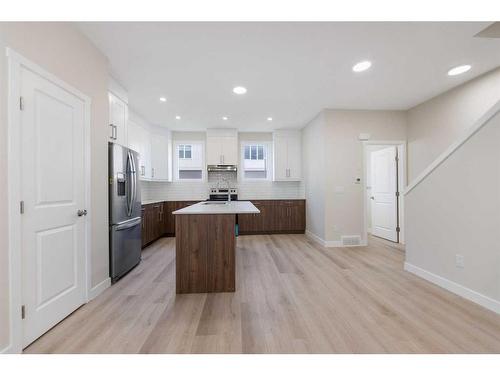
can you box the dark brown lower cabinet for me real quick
[175,214,235,293]
[238,199,305,234]
[142,201,200,247]
[142,199,305,247]
[141,203,162,247]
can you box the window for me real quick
[173,141,205,181]
[241,142,272,180]
[178,144,192,159]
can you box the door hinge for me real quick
[19,96,24,111]
[20,201,24,214]
[396,191,400,197]
[395,156,399,162]
[396,226,400,233]
[21,305,25,319]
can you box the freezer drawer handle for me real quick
[116,218,142,231]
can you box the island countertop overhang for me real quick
[172,200,260,215]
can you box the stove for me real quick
[208,187,238,201]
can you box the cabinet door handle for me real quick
[110,124,117,140]
[152,168,155,178]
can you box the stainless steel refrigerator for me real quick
[109,143,142,282]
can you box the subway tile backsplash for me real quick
[141,174,305,202]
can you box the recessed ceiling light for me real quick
[447,64,471,76]
[267,117,273,121]
[233,86,247,95]
[159,97,167,102]
[352,60,372,72]
[222,116,228,121]
[175,115,181,120]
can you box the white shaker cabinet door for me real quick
[220,136,238,165]
[128,120,151,180]
[286,134,302,181]
[273,135,288,180]
[108,92,128,147]
[151,134,170,181]
[206,136,222,165]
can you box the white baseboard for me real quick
[0,344,13,354]
[404,262,500,314]
[305,230,326,246]
[325,240,342,247]
[88,277,111,301]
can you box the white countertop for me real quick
[141,199,166,205]
[173,201,260,215]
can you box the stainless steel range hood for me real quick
[207,165,237,172]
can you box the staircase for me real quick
[403,101,500,314]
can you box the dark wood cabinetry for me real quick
[238,199,305,234]
[142,199,305,247]
[176,214,235,293]
[142,201,199,247]
[162,201,199,236]
[141,203,162,247]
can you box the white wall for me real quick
[301,113,326,241]
[323,110,407,243]
[405,109,500,312]
[407,67,500,181]
[0,23,109,351]
[301,110,407,245]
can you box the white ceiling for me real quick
[78,22,500,131]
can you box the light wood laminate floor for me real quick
[25,234,500,353]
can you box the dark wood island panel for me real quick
[175,214,235,294]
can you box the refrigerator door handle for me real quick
[126,150,133,217]
[130,151,137,207]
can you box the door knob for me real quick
[77,209,88,217]
[370,196,375,200]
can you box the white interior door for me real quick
[370,146,398,242]
[20,66,87,348]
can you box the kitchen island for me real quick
[172,201,259,294]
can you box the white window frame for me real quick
[178,144,192,160]
[173,140,206,182]
[240,141,273,181]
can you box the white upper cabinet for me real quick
[128,112,172,182]
[150,133,171,181]
[273,130,302,181]
[128,119,152,180]
[108,92,128,147]
[206,129,238,165]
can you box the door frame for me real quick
[5,48,92,353]
[362,140,406,245]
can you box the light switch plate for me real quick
[455,254,464,268]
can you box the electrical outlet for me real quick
[455,254,464,268]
